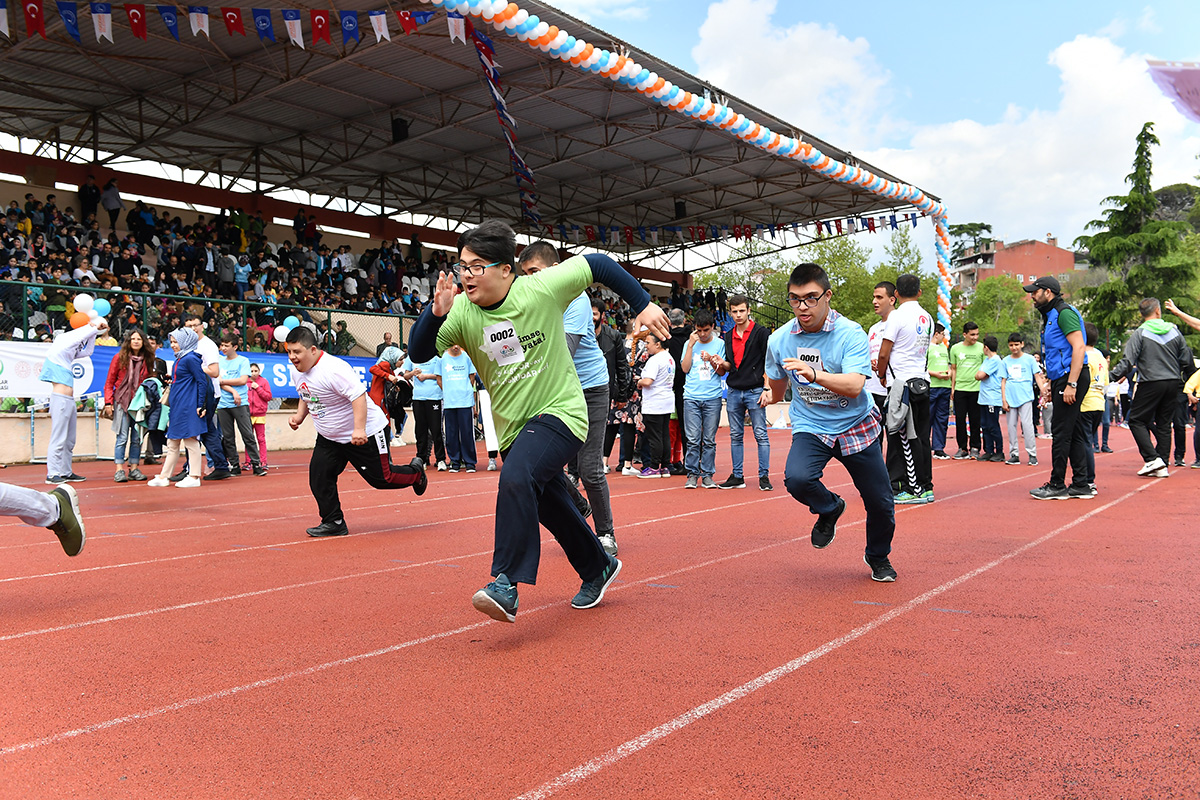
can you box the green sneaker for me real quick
[472,573,518,622]
[919,489,934,504]
[571,555,622,609]
[894,491,923,505]
[47,485,86,557]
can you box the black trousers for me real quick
[643,412,671,470]
[1128,379,1181,464]
[1049,365,1091,489]
[310,430,422,525]
[886,388,932,494]
[412,398,446,464]
[953,390,981,452]
[1172,390,1190,460]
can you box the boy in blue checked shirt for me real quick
[765,263,897,583]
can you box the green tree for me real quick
[947,222,993,260]
[964,275,1038,341]
[880,226,924,275]
[1076,122,1194,331]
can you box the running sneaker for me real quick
[894,491,924,505]
[114,469,129,483]
[1005,455,1020,465]
[127,468,148,481]
[969,449,980,460]
[1138,457,1166,476]
[436,461,447,472]
[1100,446,1113,454]
[1030,482,1070,500]
[1150,466,1170,478]
[919,489,935,503]
[253,466,269,476]
[952,451,971,460]
[717,474,746,489]
[759,476,774,491]
[932,450,950,460]
[864,554,897,582]
[1191,460,1200,469]
[1068,484,1096,499]
[47,484,85,557]
[1028,456,1039,466]
[410,457,428,496]
[472,573,518,622]
[488,458,498,471]
[571,555,622,609]
[622,466,639,476]
[465,466,477,474]
[62,473,87,483]
[1175,458,1187,468]
[700,476,718,489]
[44,475,65,485]
[637,467,662,479]
[811,496,845,549]
[598,533,618,557]
[306,520,349,537]
[684,476,698,489]
[448,463,460,473]
[176,476,202,488]
[147,476,170,487]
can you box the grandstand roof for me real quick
[0,1,937,257]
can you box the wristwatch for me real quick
[1066,381,1077,388]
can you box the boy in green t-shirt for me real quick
[926,323,952,458]
[948,321,985,459]
[408,220,669,623]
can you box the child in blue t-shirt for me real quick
[973,335,1006,460]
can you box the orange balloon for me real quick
[502,3,518,21]
[70,311,90,329]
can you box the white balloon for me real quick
[274,325,290,343]
[87,309,99,319]
[73,294,94,313]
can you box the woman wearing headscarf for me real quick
[147,327,211,489]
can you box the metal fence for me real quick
[0,279,417,357]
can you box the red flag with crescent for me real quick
[124,3,147,38]
[310,9,329,43]
[220,6,243,35]
[396,9,417,35]
[24,0,47,37]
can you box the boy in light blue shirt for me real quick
[441,345,478,472]
[681,308,727,488]
[216,333,264,474]
[402,353,446,469]
[973,335,1006,461]
[1001,333,1042,465]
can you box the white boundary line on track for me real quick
[0,472,1041,755]
[510,481,1155,800]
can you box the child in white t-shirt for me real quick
[636,333,676,478]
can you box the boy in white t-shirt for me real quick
[285,326,427,538]
[637,333,676,477]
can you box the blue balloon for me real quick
[284,315,301,330]
[92,298,111,317]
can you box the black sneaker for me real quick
[864,554,897,582]
[203,469,233,481]
[932,450,950,460]
[1028,456,1038,466]
[306,520,349,537]
[571,554,622,609]
[811,496,845,549]
[410,457,429,496]
[1100,446,1113,453]
[169,468,188,482]
[1191,460,1200,469]
[1068,484,1096,499]
[1029,482,1070,500]
[228,467,242,476]
[47,485,85,557]
[759,476,773,491]
[1005,455,1020,465]
[472,573,518,622]
[45,475,65,485]
[1175,458,1187,468]
[573,491,592,519]
[61,473,87,483]
[952,451,971,460]
[253,466,269,476]
[668,463,687,476]
[717,474,746,489]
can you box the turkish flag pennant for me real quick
[396,9,416,34]
[25,0,47,38]
[125,2,147,38]
[310,8,329,43]
[220,6,243,35]
[835,219,843,235]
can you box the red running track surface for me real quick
[0,427,1197,799]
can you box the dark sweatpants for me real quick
[310,429,422,525]
[492,414,608,586]
[953,389,981,452]
[1128,379,1181,464]
[1048,365,1092,490]
[412,398,446,465]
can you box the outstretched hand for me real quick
[636,304,670,341]
[431,271,458,317]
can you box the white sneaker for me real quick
[436,461,447,472]
[1150,467,1169,478]
[147,476,170,487]
[621,466,639,476]
[176,476,202,488]
[487,458,498,471]
[1138,457,1166,476]
[603,464,611,474]
[598,533,618,557]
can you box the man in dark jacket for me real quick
[717,294,772,490]
[1110,297,1194,477]
[666,307,692,474]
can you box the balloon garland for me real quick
[418,0,953,330]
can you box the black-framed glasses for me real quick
[451,260,502,277]
[787,290,828,309]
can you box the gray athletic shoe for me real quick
[700,476,718,489]
[684,475,698,489]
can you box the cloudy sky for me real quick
[551,0,1200,261]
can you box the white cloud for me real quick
[691,0,893,152]
[691,1,1200,270]
[1138,6,1161,33]
[548,0,648,22]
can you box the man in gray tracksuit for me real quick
[1109,297,1194,477]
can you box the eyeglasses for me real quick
[451,261,502,277]
[786,290,828,309]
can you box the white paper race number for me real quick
[792,346,823,385]
[481,320,525,366]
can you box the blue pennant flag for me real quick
[339,9,357,43]
[157,4,179,39]
[411,9,434,25]
[56,0,80,42]
[251,8,272,41]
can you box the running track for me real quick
[1,427,1197,798]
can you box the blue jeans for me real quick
[929,387,951,452]
[683,396,722,477]
[494,414,607,585]
[201,410,229,471]
[725,387,770,478]
[783,432,894,560]
[113,407,141,465]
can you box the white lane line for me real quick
[0,473,1038,753]
[510,482,1154,800]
